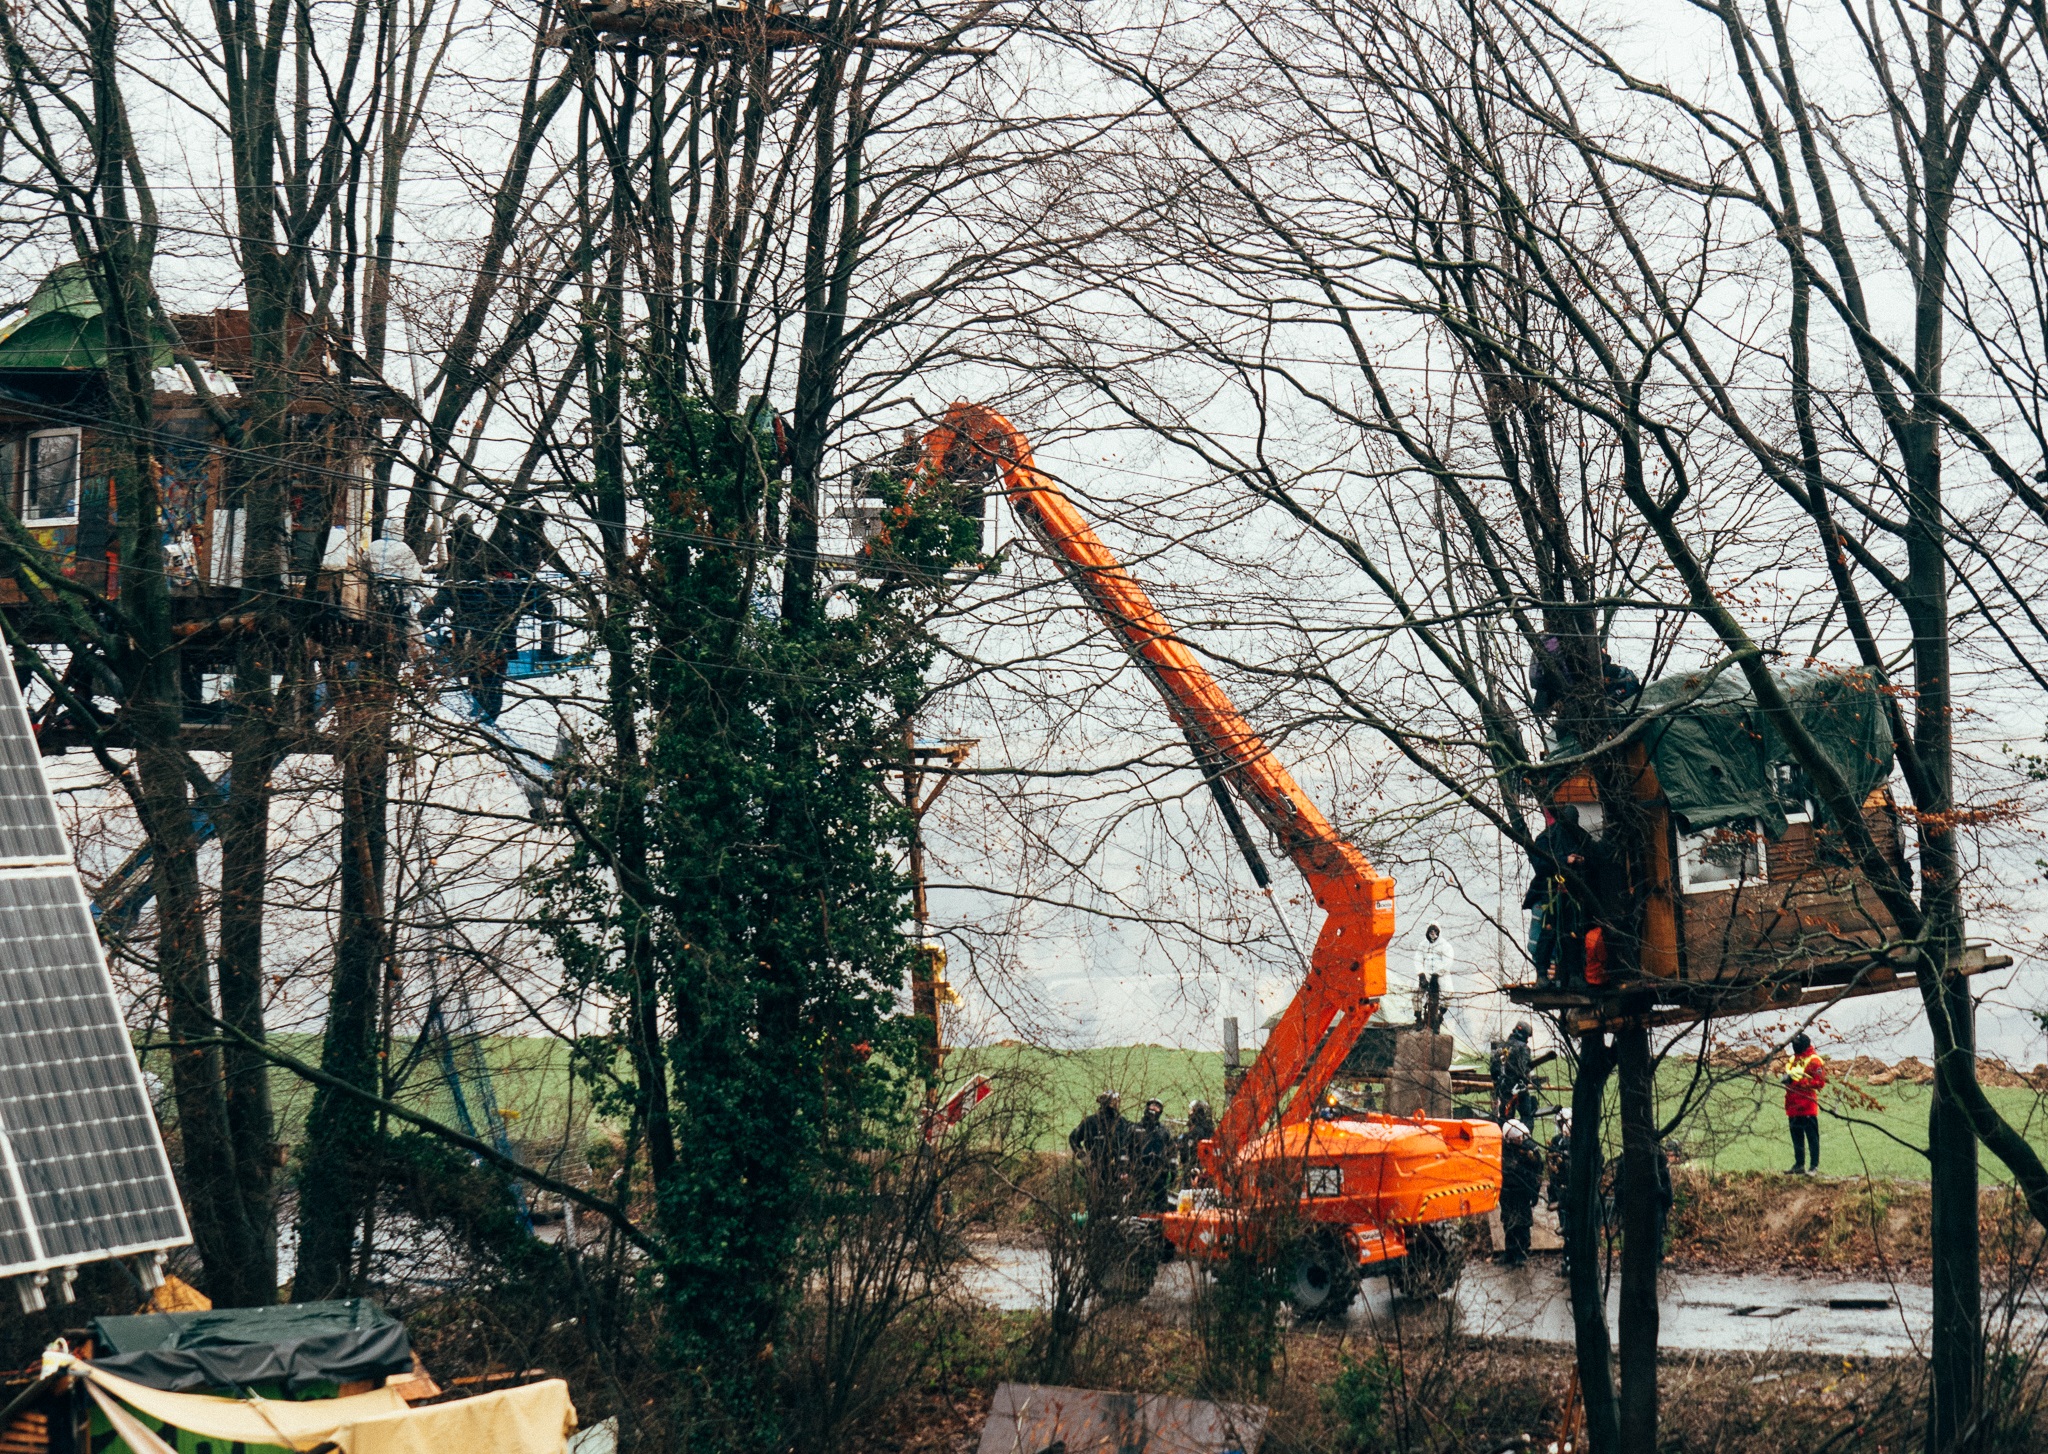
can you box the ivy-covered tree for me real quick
[540,394,982,1444]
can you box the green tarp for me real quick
[91,1299,412,1396]
[1629,665,1894,836]
[0,263,171,372]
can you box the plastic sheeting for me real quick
[67,1358,408,1448]
[91,1300,414,1394]
[332,1379,577,1454]
[61,1355,575,1454]
[1626,665,1893,835]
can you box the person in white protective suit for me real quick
[1412,921,1475,1051]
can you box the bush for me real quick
[1323,1348,1399,1453]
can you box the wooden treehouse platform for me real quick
[1506,942,2013,1035]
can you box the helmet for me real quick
[1512,1021,1532,1039]
[1504,1119,1530,1141]
[1556,1108,1573,1130]
[1790,1032,1812,1053]
[1188,1099,1210,1115]
[1096,1090,1122,1109]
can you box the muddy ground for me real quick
[1666,1170,2040,1278]
[879,1169,2048,1450]
[853,1308,2043,1453]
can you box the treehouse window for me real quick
[1677,820,1765,894]
[1770,761,1813,825]
[23,429,80,526]
[1305,1165,1343,1197]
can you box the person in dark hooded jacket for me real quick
[1526,806,1598,985]
[1069,1091,1134,1205]
[1497,1119,1546,1267]
[1178,1099,1215,1182]
[1491,1022,1538,1125]
[1546,1109,1576,1277]
[1132,1098,1174,1210]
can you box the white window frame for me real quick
[209,505,245,587]
[1677,819,1766,894]
[1305,1165,1343,1197]
[22,428,82,527]
[1769,762,1813,824]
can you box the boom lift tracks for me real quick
[924,405,1500,1315]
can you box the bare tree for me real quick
[976,0,2048,1445]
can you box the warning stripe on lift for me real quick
[1411,1182,1494,1218]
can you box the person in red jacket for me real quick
[1782,1032,1828,1174]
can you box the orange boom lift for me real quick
[924,404,1500,1313]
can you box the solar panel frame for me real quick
[0,662,192,1288]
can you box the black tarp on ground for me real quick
[90,1299,413,1395]
[1627,664,1894,835]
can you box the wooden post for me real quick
[899,729,973,1073]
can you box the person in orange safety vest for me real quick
[1782,1032,1828,1174]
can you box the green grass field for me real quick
[949,1043,2048,1182]
[152,1034,2045,1185]
[145,1031,601,1161]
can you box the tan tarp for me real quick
[56,1353,575,1454]
[84,1381,181,1454]
[68,1358,409,1447]
[333,1379,577,1454]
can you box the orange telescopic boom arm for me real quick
[923,403,1394,1166]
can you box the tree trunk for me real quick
[214,720,282,1304]
[75,51,259,1289]
[780,18,853,629]
[213,409,290,1304]
[1927,968,1982,1451]
[1565,1030,1619,1453]
[294,641,392,1298]
[139,729,243,1287]
[1904,299,1981,1451]
[1615,1022,1661,1447]
[579,111,678,1195]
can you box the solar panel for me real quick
[0,667,71,863]
[0,666,190,1310]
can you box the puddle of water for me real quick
[961,1243,2034,1359]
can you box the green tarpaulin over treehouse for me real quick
[0,263,173,372]
[1569,665,1894,837]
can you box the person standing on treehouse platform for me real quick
[1782,1032,1828,1174]
[1524,806,1596,988]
